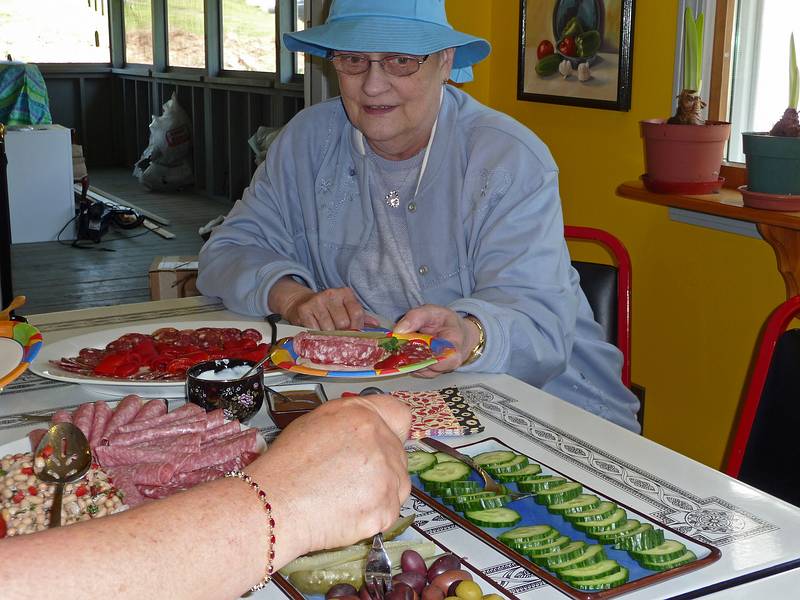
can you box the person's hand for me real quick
[269,277,378,330]
[249,395,411,562]
[394,305,481,378]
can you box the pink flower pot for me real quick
[640,119,731,190]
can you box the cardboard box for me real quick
[149,256,200,300]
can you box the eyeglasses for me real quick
[328,53,430,77]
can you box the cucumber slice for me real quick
[548,493,601,515]
[498,525,556,545]
[565,501,617,522]
[495,463,542,482]
[614,525,664,552]
[454,494,511,512]
[472,450,517,467]
[639,549,697,572]
[552,544,606,574]
[536,482,582,505]
[485,455,529,474]
[442,490,497,505]
[434,451,462,464]
[630,540,687,564]
[573,508,628,533]
[535,541,587,567]
[570,567,629,591]
[407,451,437,474]
[464,507,521,528]
[419,461,471,484]
[506,529,561,551]
[591,519,641,542]
[523,535,571,559]
[517,475,567,493]
[559,559,621,582]
[423,480,481,496]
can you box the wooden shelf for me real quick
[617,180,800,298]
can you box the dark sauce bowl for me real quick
[186,358,264,423]
[267,383,327,429]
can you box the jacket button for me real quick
[418,265,429,275]
[407,202,416,212]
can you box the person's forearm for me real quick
[268,276,314,317]
[0,461,303,599]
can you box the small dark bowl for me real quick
[266,383,327,429]
[186,359,264,423]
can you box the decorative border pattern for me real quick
[454,385,778,546]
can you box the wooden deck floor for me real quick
[10,168,232,315]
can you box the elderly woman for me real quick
[198,0,640,432]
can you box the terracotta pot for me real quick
[742,132,800,195]
[640,119,731,189]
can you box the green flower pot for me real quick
[742,132,800,195]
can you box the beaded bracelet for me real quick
[225,470,275,592]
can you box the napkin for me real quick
[393,387,484,439]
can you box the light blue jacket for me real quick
[198,86,641,432]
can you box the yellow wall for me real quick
[448,1,786,469]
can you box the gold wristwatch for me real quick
[462,314,486,365]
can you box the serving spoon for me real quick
[34,423,92,528]
[238,313,282,379]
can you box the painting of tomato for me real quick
[536,40,554,59]
[557,36,577,57]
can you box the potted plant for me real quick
[640,7,731,194]
[741,34,800,209]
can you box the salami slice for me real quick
[72,402,96,440]
[51,409,72,424]
[107,416,207,446]
[139,432,202,452]
[88,401,113,449]
[27,428,47,453]
[292,332,389,367]
[101,395,143,439]
[179,429,260,472]
[116,403,203,434]
[95,444,193,468]
[132,399,168,423]
[201,420,240,442]
[106,467,147,507]
[205,408,225,430]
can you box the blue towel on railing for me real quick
[0,62,52,126]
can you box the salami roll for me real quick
[116,403,203,434]
[140,432,202,452]
[292,331,389,367]
[205,409,225,430]
[27,428,47,453]
[88,401,113,449]
[179,428,259,472]
[72,402,96,440]
[201,420,240,442]
[51,409,72,424]
[107,417,207,446]
[96,444,193,468]
[101,395,143,439]
[132,399,167,423]
[106,467,147,507]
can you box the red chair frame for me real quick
[724,295,800,478]
[564,226,632,388]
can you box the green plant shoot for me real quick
[683,7,704,94]
[790,34,798,110]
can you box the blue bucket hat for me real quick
[283,0,491,83]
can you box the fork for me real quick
[421,437,534,501]
[364,532,393,600]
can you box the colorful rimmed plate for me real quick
[270,330,456,378]
[0,320,43,389]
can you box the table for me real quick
[2,296,800,598]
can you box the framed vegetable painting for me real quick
[518,0,635,111]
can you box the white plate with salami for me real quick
[270,329,456,379]
[30,320,306,397]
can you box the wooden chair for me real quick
[724,295,800,506]
[565,226,643,426]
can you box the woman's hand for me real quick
[394,305,481,378]
[249,394,412,561]
[269,277,378,330]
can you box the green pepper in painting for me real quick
[576,30,601,58]
[561,16,583,39]
[535,53,561,77]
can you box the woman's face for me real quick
[336,49,455,161]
